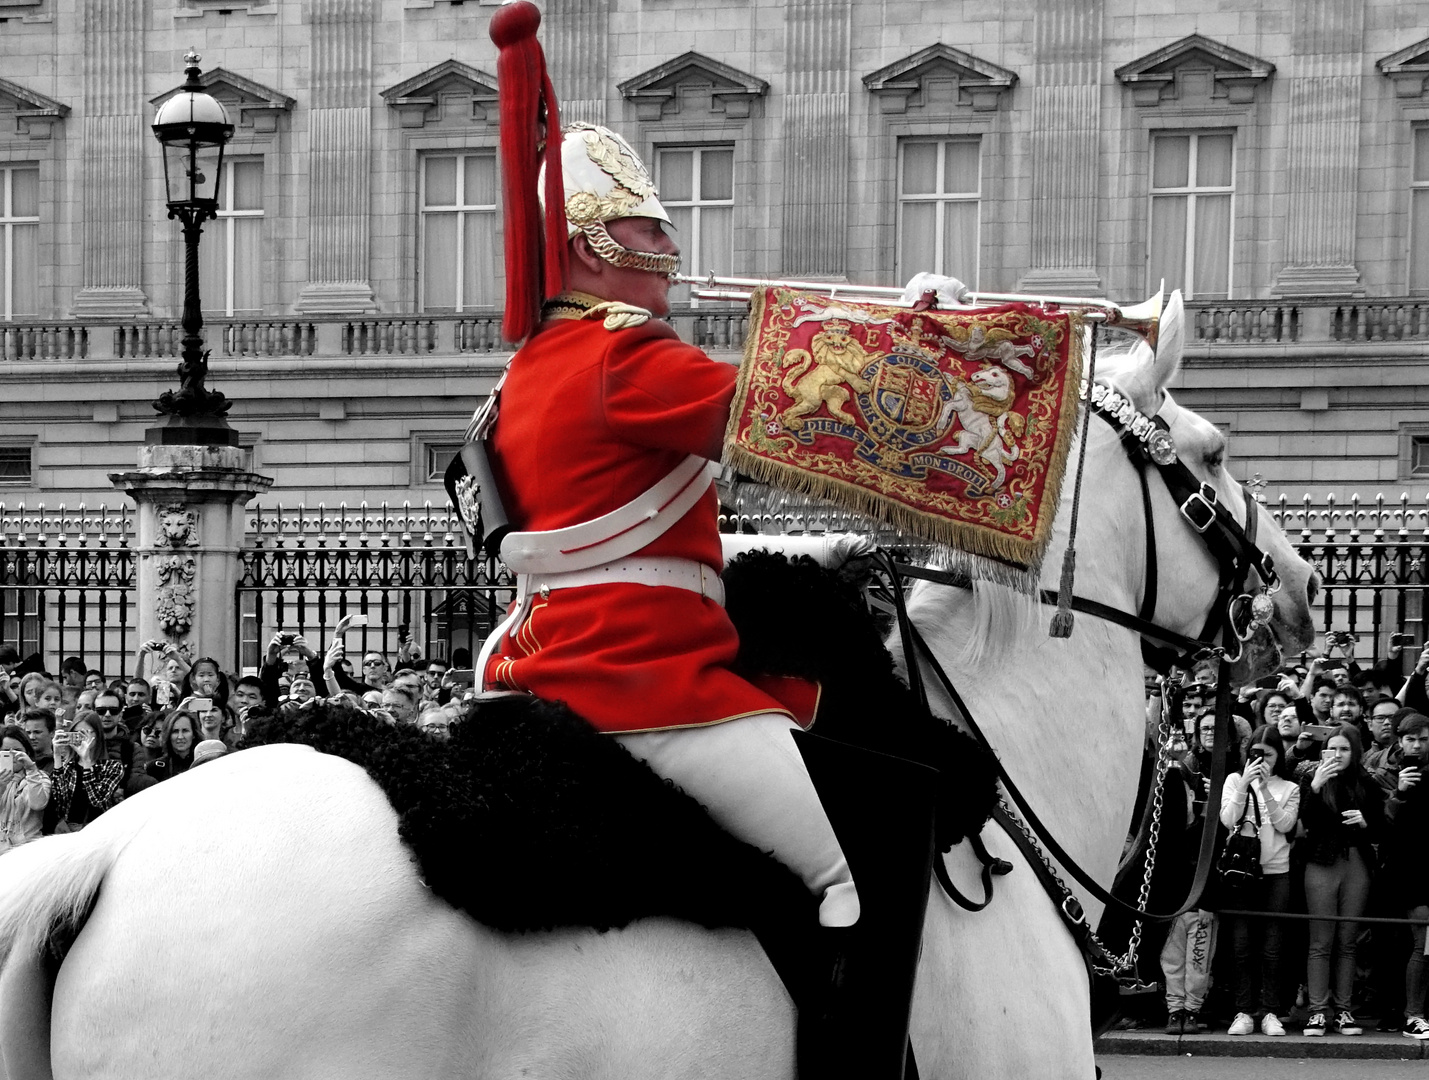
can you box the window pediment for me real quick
[618,52,768,121]
[862,44,1016,114]
[1379,39,1429,100]
[150,69,294,134]
[0,76,68,140]
[1115,35,1274,108]
[381,60,500,128]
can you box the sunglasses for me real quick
[94,706,122,716]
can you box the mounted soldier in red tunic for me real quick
[442,5,936,1077]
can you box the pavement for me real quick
[1097,1027,1429,1060]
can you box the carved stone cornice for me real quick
[862,44,1016,115]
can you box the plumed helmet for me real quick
[544,123,672,237]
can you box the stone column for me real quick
[779,0,852,278]
[1019,0,1103,295]
[1271,0,1366,297]
[109,446,273,673]
[72,0,148,317]
[546,0,610,127]
[297,0,377,314]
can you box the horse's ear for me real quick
[1149,289,1184,393]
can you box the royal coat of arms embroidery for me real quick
[724,288,1087,572]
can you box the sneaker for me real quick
[1403,1017,1429,1040]
[1227,1012,1255,1035]
[1336,1011,1362,1036]
[1261,1013,1286,1036]
[1164,1010,1184,1035]
[1304,1012,1327,1037]
[1183,1011,1207,1033]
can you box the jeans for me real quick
[1230,871,1291,1015]
[1305,849,1371,1013]
[1406,906,1429,1020]
[1161,909,1219,1013]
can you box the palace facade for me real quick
[2,0,1428,514]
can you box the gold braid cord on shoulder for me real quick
[543,291,652,331]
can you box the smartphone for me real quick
[444,668,475,686]
[51,731,69,747]
[0,751,13,773]
[347,614,370,628]
[190,697,213,714]
[1248,749,1265,764]
[1304,725,1337,740]
[1321,749,1337,763]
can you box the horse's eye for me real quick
[1205,449,1224,470]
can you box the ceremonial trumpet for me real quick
[670,273,1165,350]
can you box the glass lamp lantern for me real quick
[152,51,234,216]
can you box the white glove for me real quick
[900,272,969,307]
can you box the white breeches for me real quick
[616,712,860,927]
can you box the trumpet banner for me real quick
[724,288,1086,574]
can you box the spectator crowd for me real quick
[1150,647,1429,1041]
[0,619,475,844]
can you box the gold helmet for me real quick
[543,123,679,276]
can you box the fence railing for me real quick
[0,503,136,676]
[3,492,1429,676]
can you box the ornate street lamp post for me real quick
[149,51,237,446]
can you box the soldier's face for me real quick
[594,217,680,317]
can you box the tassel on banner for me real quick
[1049,325,1100,639]
[490,1,568,344]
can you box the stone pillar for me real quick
[72,0,148,317]
[780,0,852,278]
[1019,0,1103,295]
[1271,0,1366,297]
[109,446,273,673]
[297,0,377,314]
[546,0,610,127]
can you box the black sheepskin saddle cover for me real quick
[241,551,998,934]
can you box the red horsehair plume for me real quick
[489,1,568,343]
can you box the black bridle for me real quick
[886,379,1288,950]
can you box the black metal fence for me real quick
[0,505,136,677]
[235,503,516,672]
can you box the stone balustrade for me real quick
[7,298,1429,363]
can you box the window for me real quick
[200,157,264,316]
[0,445,30,485]
[1414,435,1429,477]
[657,146,734,305]
[1148,131,1233,300]
[896,138,980,289]
[1,588,40,666]
[419,152,500,312]
[1,165,38,320]
[1411,128,1429,294]
[425,442,461,482]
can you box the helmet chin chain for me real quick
[581,221,681,276]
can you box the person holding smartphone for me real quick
[1298,725,1385,1036]
[1219,725,1301,1036]
[1379,713,1429,1038]
[48,712,124,834]
[0,724,50,853]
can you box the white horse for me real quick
[0,298,1316,1080]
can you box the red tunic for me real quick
[485,312,798,734]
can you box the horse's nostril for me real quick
[1306,574,1320,606]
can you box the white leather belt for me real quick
[530,557,725,606]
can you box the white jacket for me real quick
[0,768,51,853]
[1220,774,1300,876]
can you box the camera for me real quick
[278,631,297,646]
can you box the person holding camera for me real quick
[1377,713,1429,1038]
[1298,725,1385,1036]
[1219,725,1301,1036]
[48,712,125,834]
[0,725,50,853]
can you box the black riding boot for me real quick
[790,730,941,1080]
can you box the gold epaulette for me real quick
[543,291,652,331]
